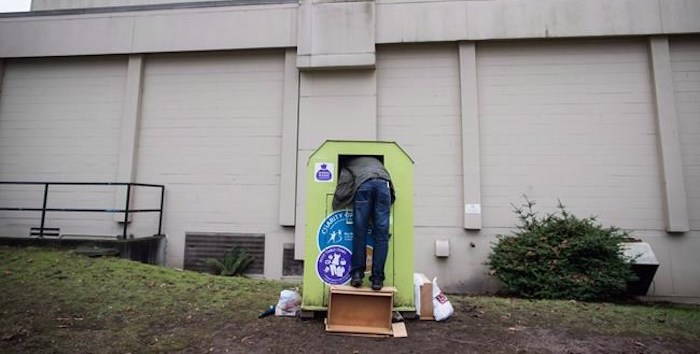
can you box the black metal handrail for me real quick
[0,182,165,239]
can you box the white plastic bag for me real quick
[413,273,423,315]
[432,277,454,321]
[275,289,301,317]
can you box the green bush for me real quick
[206,246,253,277]
[488,198,636,301]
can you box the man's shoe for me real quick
[350,273,362,288]
[371,279,383,291]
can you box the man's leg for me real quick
[351,181,373,286]
[370,179,392,290]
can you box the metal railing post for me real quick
[39,183,49,239]
[123,184,131,239]
[158,186,165,236]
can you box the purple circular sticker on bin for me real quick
[316,245,352,285]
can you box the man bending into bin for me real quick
[333,156,396,291]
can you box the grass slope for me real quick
[0,246,288,353]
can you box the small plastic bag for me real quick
[275,289,301,317]
[432,278,454,321]
[413,273,423,315]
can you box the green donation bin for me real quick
[301,140,415,312]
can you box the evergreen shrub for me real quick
[488,198,636,301]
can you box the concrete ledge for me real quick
[4,0,297,18]
[2,0,699,58]
[376,0,700,44]
[0,3,297,58]
[297,53,376,70]
[297,0,375,70]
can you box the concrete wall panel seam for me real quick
[648,36,690,232]
[114,54,145,222]
[669,37,700,231]
[279,49,299,226]
[458,41,482,230]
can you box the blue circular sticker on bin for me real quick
[316,245,352,285]
[316,210,378,251]
[317,210,354,251]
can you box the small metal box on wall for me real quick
[302,140,415,312]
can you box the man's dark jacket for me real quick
[332,156,396,210]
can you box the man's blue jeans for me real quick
[351,178,391,282]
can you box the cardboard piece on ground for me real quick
[324,320,407,338]
[392,322,408,338]
[326,285,396,336]
[415,273,434,320]
[324,319,391,338]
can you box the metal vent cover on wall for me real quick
[184,232,265,275]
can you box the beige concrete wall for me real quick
[0,56,127,237]
[373,39,699,296]
[671,37,700,231]
[375,43,495,291]
[294,69,377,258]
[132,50,293,276]
[0,0,698,297]
[641,230,700,297]
[473,38,699,296]
[377,44,462,228]
[478,39,663,230]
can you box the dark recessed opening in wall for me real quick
[338,155,385,171]
[282,243,303,276]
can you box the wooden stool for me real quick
[326,285,396,336]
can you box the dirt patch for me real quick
[185,305,699,354]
